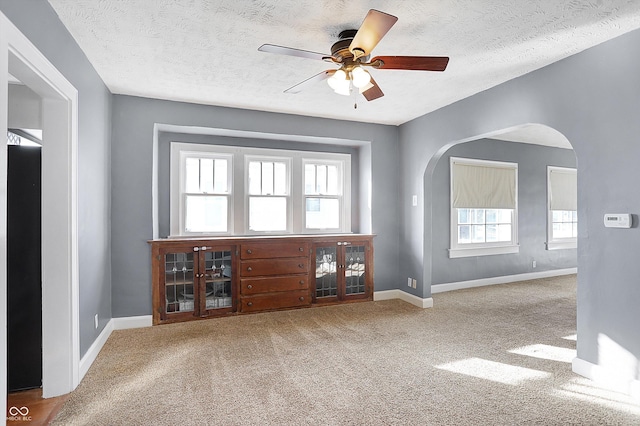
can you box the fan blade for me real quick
[349,9,398,59]
[361,77,384,101]
[284,70,336,94]
[370,56,449,71]
[258,44,329,61]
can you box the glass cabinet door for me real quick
[315,246,338,301]
[344,245,366,296]
[163,251,196,315]
[202,248,233,312]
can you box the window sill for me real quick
[546,241,577,250]
[449,245,519,259]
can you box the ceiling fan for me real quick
[258,9,449,104]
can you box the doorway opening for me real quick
[1,12,80,409]
[7,128,42,392]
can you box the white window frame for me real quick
[170,144,234,237]
[547,166,577,250]
[244,154,292,235]
[170,142,351,236]
[449,157,519,258]
[302,156,350,233]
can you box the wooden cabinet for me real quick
[313,237,373,304]
[151,241,236,325]
[238,241,311,313]
[150,235,373,324]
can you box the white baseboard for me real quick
[79,320,113,381]
[431,268,577,294]
[112,315,153,330]
[572,357,640,402]
[374,289,433,309]
[78,315,153,381]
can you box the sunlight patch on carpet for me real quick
[509,344,576,363]
[435,357,551,385]
[552,378,640,415]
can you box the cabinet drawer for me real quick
[241,275,308,295]
[240,290,310,313]
[240,257,309,277]
[241,242,309,259]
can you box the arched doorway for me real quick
[422,123,577,294]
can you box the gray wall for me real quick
[431,139,576,285]
[111,95,400,317]
[399,28,640,372]
[0,1,113,357]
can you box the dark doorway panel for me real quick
[7,145,42,392]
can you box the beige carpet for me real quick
[53,275,640,425]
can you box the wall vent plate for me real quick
[603,213,631,228]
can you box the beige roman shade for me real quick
[452,160,517,209]
[549,167,577,211]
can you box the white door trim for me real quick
[1,11,79,406]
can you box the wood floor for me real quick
[7,388,69,426]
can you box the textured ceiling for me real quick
[47,0,640,126]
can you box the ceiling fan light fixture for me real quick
[351,66,371,88]
[327,69,347,90]
[333,80,351,96]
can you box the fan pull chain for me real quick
[353,85,358,109]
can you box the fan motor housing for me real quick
[331,29,368,63]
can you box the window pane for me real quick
[456,208,512,245]
[248,161,261,195]
[262,162,274,195]
[458,209,469,224]
[185,158,200,193]
[200,158,214,193]
[572,211,578,222]
[185,196,227,233]
[471,225,485,243]
[213,158,228,193]
[327,165,338,195]
[572,223,577,237]
[486,224,498,242]
[306,198,339,229]
[553,223,571,239]
[249,197,287,231]
[486,209,498,224]
[471,209,485,224]
[458,225,470,243]
[316,165,327,194]
[497,209,512,223]
[497,224,512,242]
[304,164,315,194]
[274,162,287,195]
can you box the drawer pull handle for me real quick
[299,296,305,301]
[247,284,253,289]
[247,267,253,272]
[298,263,304,268]
[247,302,253,307]
[299,280,304,285]
[299,247,304,252]
[247,249,252,254]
